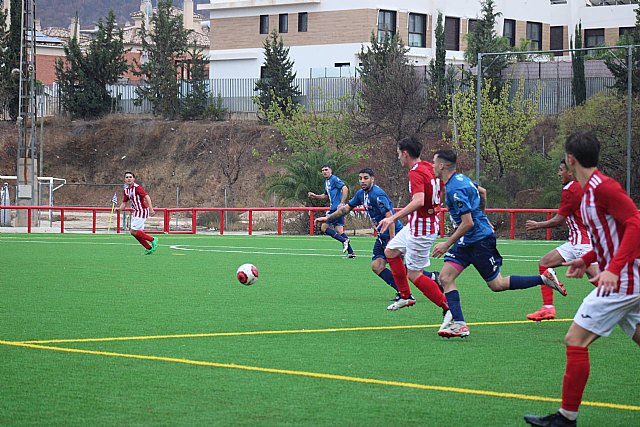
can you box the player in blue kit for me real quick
[431,149,568,338]
[308,164,355,257]
[315,168,441,299]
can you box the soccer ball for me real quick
[236,263,259,286]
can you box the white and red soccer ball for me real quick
[236,263,259,286]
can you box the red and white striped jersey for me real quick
[558,180,590,245]
[123,183,150,218]
[581,170,640,296]
[407,161,440,236]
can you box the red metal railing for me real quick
[1,205,559,239]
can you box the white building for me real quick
[198,0,637,79]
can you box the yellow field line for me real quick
[19,319,574,344]
[0,339,637,412]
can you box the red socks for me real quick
[386,257,448,310]
[134,230,153,249]
[539,266,554,305]
[387,257,411,298]
[562,346,590,412]
[412,274,449,310]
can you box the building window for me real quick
[298,12,308,32]
[468,19,478,35]
[408,13,426,48]
[584,28,604,48]
[444,17,460,50]
[550,26,564,56]
[335,62,350,67]
[503,19,515,47]
[526,21,542,50]
[279,13,288,33]
[377,10,396,41]
[259,15,269,34]
[619,27,634,39]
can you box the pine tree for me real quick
[571,22,587,106]
[179,48,210,120]
[464,0,510,87]
[604,0,640,96]
[428,12,453,116]
[356,31,435,142]
[54,10,129,118]
[134,0,190,119]
[254,30,300,119]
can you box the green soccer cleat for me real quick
[151,237,158,253]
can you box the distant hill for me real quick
[37,0,210,29]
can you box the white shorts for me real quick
[556,242,593,262]
[385,226,436,271]
[574,289,640,338]
[130,216,147,231]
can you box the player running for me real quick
[378,137,449,317]
[524,131,640,427]
[431,149,567,338]
[308,164,355,258]
[524,159,598,321]
[118,171,158,255]
[315,168,442,301]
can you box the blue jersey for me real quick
[324,175,346,211]
[445,173,493,245]
[348,185,402,239]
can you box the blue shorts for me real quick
[372,235,390,261]
[443,234,503,282]
[326,210,345,227]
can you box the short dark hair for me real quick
[434,149,457,165]
[359,168,375,177]
[565,131,600,168]
[397,136,422,158]
[321,164,332,170]
[124,171,135,178]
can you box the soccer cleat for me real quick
[439,309,453,333]
[438,321,470,338]
[541,268,567,297]
[524,412,576,427]
[526,306,556,322]
[347,253,356,259]
[392,292,415,302]
[342,238,350,254]
[387,295,416,311]
[144,248,153,255]
[151,237,158,253]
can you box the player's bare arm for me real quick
[478,186,487,211]
[378,192,424,233]
[307,192,328,200]
[339,186,349,207]
[384,211,396,239]
[145,195,155,216]
[432,212,474,258]
[563,257,587,278]
[525,214,566,231]
[315,204,352,225]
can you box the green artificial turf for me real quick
[0,234,638,426]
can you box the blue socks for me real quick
[445,290,464,322]
[378,268,398,291]
[509,275,543,290]
[324,228,346,242]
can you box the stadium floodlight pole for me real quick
[476,52,482,184]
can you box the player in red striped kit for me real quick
[524,131,640,427]
[118,171,158,255]
[524,159,598,321]
[378,136,449,319]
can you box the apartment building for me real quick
[199,0,637,79]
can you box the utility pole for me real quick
[15,0,40,226]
